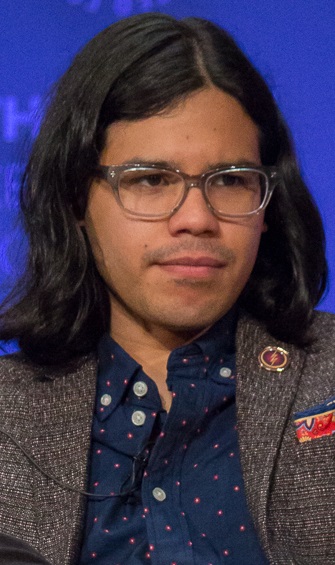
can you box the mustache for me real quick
[142,241,236,265]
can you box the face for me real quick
[84,87,266,344]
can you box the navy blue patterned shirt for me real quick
[80,312,268,564]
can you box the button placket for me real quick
[152,487,166,502]
[219,367,232,378]
[132,410,146,426]
[133,381,148,398]
[100,393,112,406]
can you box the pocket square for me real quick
[294,396,335,442]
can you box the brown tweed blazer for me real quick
[0,311,334,565]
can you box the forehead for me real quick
[100,87,261,170]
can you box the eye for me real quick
[212,173,246,186]
[121,169,181,191]
[210,170,261,192]
[136,174,169,187]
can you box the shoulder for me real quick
[0,353,44,389]
[0,351,97,435]
[237,309,335,349]
[300,311,335,389]
[309,309,335,345]
[0,351,97,392]
[0,351,41,370]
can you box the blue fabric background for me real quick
[0,0,334,355]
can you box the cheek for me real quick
[85,211,147,290]
[224,219,265,270]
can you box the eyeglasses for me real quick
[95,163,279,220]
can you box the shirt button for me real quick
[152,487,166,501]
[100,393,112,406]
[133,381,148,398]
[131,410,146,426]
[219,367,232,378]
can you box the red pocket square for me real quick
[294,396,335,442]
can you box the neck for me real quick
[109,300,209,411]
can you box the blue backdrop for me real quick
[0,0,334,354]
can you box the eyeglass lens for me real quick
[117,168,267,217]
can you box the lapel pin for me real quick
[258,346,290,372]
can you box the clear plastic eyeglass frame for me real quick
[95,163,280,220]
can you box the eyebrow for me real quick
[115,158,262,170]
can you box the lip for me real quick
[156,255,226,278]
[159,256,225,267]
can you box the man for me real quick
[0,12,333,565]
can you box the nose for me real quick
[168,185,220,236]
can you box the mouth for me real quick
[156,255,226,278]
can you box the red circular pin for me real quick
[258,346,289,372]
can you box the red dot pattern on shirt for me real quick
[87,422,246,562]
[83,337,263,563]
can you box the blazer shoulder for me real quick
[0,351,97,389]
[302,311,335,388]
[310,310,335,343]
[0,352,43,384]
[237,309,335,349]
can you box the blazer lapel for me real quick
[27,355,98,564]
[235,313,306,558]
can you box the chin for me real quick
[155,308,229,334]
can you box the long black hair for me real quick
[0,13,327,365]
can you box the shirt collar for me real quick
[97,307,237,417]
[166,307,237,375]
